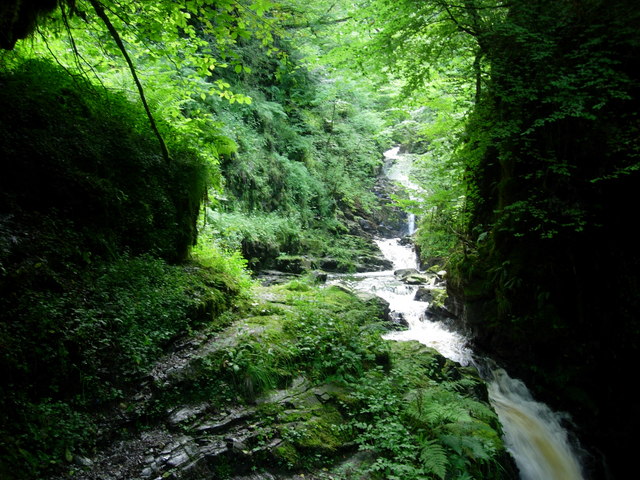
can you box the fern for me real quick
[440,377,480,394]
[440,432,494,462]
[464,400,497,423]
[442,421,500,457]
[419,438,448,480]
[406,388,474,428]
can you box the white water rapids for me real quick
[330,147,586,480]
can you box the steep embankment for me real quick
[0,59,248,479]
[448,2,640,477]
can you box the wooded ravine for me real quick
[1,1,638,479]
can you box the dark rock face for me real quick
[0,0,61,50]
[318,257,341,272]
[274,256,316,274]
[388,311,409,330]
[356,254,393,272]
[354,291,391,323]
[414,287,434,303]
[368,178,410,239]
[256,270,300,286]
[62,377,357,480]
[309,270,328,284]
[394,268,419,278]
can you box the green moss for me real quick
[293,409,349,451]
[0,59,209,264]
[283,279,312,291]
[430,288,448,310]
[273,442,300,468]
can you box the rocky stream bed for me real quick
[51,256,505,480]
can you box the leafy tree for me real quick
[4,0,276,164]
[448,1,640,476]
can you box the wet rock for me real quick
[319,257,341,272]
[353,291,391,321]
[388,311,409,330]
[425,302,456,322]
[311,383,347,405]
[357,217,376,232]
[316,391,332,403]
[231,473,278,480]
[356,254,393,272]
[225,437,248,452]
[399,235,413,246]
[394,268,419,278]
[394,268,436,285]
[274,256,316,274]
[195,408,255,434]
[73,455,94,468]
[257,270,300,286]
[407,274,435,285]
[257,376,311,406]
[414,287,435,302]
[168,403,209,427]
[309,270,327,283]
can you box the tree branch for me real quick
[87,0,170,163]
[282,16,352,30]
[441,3,478,37]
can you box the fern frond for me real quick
[444,419,501,446]
[440,433,494,461]
[419,439,448,480]
[406,393,473,427]
[440,377,479,393]
[459,397,498,423]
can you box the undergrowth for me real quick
[0,252,248,478]
[347,342,508,480]
[173,280,513,479]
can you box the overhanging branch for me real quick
[87,0,170,163]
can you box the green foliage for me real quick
[199,210,303,270]
[16,0,389,229]
[0,3,529,479]
[0,400,96,476]
[440,1,640,475]
[191,235,255,294]
[0,254,241,478]
[211,55,387,221]
[280,294,388,382]
[348,342,507,480]
[0,58,209,263]
[198,211,384,273]
[172,283,510,478]
[458,0,640,243]
[0,58,246,480]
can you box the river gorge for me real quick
[327,147,587,480]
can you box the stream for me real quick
[330,147,586,480]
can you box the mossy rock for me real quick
[274,405,352,469]
[275,255,317,274]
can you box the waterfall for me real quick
[407,213,416,236]
[485,367,584,480]
[384,146,420,237]
[330,146,586,480]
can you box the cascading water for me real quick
[331,147,586,480]
[485,367,584,480]
[383,147,421,236]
